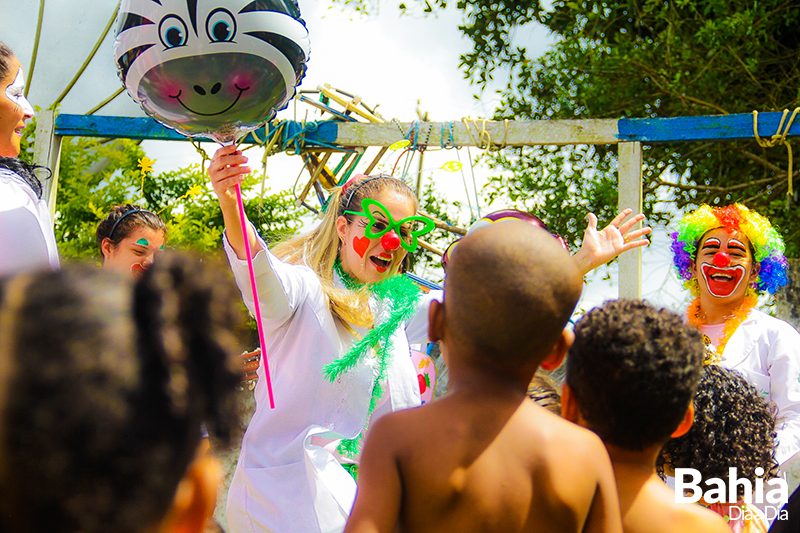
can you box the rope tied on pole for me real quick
[753,108,800,201]
[461,117,491,149]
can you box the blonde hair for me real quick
[272,176,418,329]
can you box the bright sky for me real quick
[0,0,690,313]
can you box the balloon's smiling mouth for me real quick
[169,84,249,116]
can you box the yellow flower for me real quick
[138,157,156,175]
[185,184,203,198]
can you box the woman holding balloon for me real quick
[0,42,59,276]
[209,144,651,533]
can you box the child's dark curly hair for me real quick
[566,299,704,451]
[0,253,243,533]
[656,365,778,492]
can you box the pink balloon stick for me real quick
[235,182,276,409]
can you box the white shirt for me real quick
[0,168,59,275]
[705,309,800,465]
[223,232,440,533]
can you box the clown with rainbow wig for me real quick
[672,203,800,466]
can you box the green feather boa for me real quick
[325,259,422,458]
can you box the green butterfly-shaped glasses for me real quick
[345,198,435,253]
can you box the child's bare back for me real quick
[344,221,622,533]
[616,473,730,533]
[348,390,620,533]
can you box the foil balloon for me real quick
[441,209,569,271]
[467,209,569,251]
[114,0,310,143]
[440,238,460,272]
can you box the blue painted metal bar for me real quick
[405,272,442,292]
[54,114,341,146]
[618,112,800,142]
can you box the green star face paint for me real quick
[345,198,435,253]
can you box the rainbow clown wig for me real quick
[671,204,789,296]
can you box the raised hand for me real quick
[208,144,252,208]
[208,144,259,259]
[572,209,652,276]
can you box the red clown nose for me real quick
[381,231,401,251]
[713,252,731,268]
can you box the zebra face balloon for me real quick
[114,0,310,142]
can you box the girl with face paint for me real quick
[672,204,800,471]
[96,204,167,280]
[208,144,653,533]
[0,42,59,275]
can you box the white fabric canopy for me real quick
[0,0,146,118]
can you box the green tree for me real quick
[410,180,464,283]
[19,124,304,261]
[332,0,800,256]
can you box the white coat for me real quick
[710,309,800,465]
[0,168,59,275]
[223,233,440,533]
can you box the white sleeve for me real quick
[222,228,315,329]
[766,321,800,465]
[0,206,52,276]
[404,289,443,345]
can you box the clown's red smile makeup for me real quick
[696,235,752,298]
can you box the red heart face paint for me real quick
[353,236,370,258]
[103,227,165,278]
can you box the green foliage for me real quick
[330,0,800,256]
[411,180,465,281]
[483,144,650,249]
[20,123,303,261]
[490,0,800,256]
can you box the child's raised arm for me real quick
[572,209,651,276]
[344,416,403,533]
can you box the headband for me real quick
[341,175,385,213]
[670,204,788,295]
[108,208,154,240]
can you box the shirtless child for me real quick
[344,221,622,533]
[562,300,730,533]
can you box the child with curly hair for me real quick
[0,254,242,533]
[658,365,779,532]
[563,299,730,533]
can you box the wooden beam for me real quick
[330,119,620,147]
[54,112,800,146]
